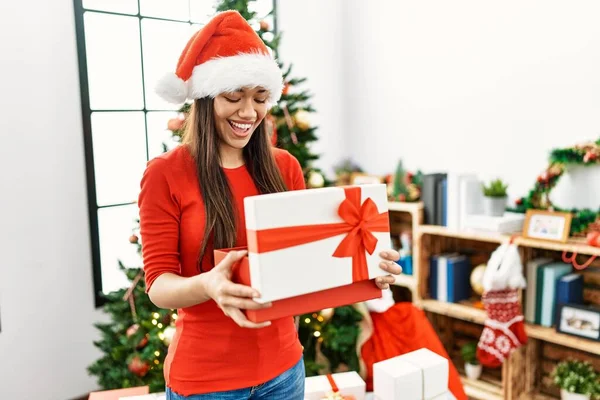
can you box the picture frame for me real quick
[522,209,572,243]
[350,172,383,185]
[556,303,600,341]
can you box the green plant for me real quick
[460,342,479,365]
[482,178,508,198]
[551,360,600,397]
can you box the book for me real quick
[536,262,573,327]
[458,177,483,230]
[556,273,584,306]
[525,258,552,323]
[446,173,477,230]
[422,173,447,225]
[430,253,470,303]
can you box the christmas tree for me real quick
[87,230,176,392]
[88,0,354,391]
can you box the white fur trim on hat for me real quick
[188,52,283,106]
[155,73,188,104]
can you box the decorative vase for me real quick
[551,164,600,210]
[483,196,507,217]
[560,389,590,400]
[465,363,482,380]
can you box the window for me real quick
[73,0,277,306]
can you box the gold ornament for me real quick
[470,264,486,295]
[407,184,420,201]
[548,163,564,176]
[308,170,325,188]
[162,326,176,346]
[294,109,311,130]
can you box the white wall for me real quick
[276,0,345,179]
[1,1,598,398]
[0,0,105,399]
[343,0,600,204]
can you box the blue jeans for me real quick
[166,357,305,400]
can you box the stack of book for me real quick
[525,259,583,327]
[422,172,524,233]
[429,253,472,303]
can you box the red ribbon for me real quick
[326,374,339,392]
[247,187,389,282]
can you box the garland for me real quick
[510,138,600,236]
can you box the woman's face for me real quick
[213,87,269,150]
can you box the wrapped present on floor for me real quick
[304,371,366,400]
[214,184,392,322]
[373,348,449,400]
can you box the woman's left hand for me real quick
[376,250,402,290]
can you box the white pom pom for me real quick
[155,73,188,104]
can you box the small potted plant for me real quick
[482,178,508,217]
[551,359,600,400]
[461,342,482,380]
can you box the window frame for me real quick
[72,0,278,307]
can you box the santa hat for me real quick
[155,10,283,106]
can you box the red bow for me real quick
[332,188,388,281]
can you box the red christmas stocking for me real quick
[477,289,528,367]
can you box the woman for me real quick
[139,10,402,400]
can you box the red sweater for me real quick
[138,145,305,395]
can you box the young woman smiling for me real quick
[139,10,402,400]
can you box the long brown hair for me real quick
[182,98,288,271]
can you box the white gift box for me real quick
[244,184,392,304]
[304,371,366,400]
[373,348,449,400]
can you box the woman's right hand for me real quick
[202,250,272,329]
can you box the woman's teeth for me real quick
[229,121,252,132]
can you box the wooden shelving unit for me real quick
[418,224,600,257]
[421,299,600,355]
[413,223,600,400]
[460,377,503,400]
[387,201,423,302]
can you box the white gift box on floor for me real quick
[373,348,449,400]
[305,371,366,400]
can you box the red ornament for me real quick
[282,82,290,96]
[405,172,414,184]
[167,117,184,132]
[259,20,270,31]
[126,324,139,337]
[584,151,598,163]
[398,194,406,202]
[136,335,149,349]
[587,231,600,247]
[128,356,150,377]
[515,198,523,205]
[129,234,139,244]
